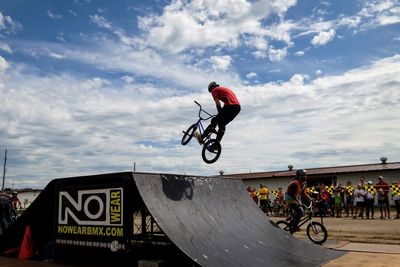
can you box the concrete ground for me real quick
[1,216,399,266]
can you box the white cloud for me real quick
[138,0,297,53]
[47,10,63,20]
[1,54,400,187]
[246,72,257,79]
[316,69,323,76]
[210,55,232,71]
[311,29,335,46]
[0,55,9,72]
[0,42,12,53]
[0,12,22,34]
[294,51,304,56]
[268,47,287,61]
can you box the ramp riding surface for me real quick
[133,173,344,267]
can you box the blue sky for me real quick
[0,0,399,189]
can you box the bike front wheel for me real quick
[201,139,221,164]
[181,124,197,145]
[306,221,328,244]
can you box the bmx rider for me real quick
[195,82,241,145]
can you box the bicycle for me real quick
[275,200,328,244]
[181,101,221,164]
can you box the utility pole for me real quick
[2,149,7,191]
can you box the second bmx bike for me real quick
[181,101,221,164]
[275,200,328,244]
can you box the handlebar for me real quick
[194,100,215,120]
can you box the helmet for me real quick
[295,169,307,179]
[208,81,219,92]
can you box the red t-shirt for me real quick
[211,86,240,106]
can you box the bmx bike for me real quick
[181,101,221,164]
[275,200,328,244]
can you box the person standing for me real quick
[334,191,342,218]
[376,176,391,219]
[276,187,285,216]
[344,181,355,217]
[247,186,258,205]
[392,182,400,220]
[258,184,269,215]
[353,184,366,219]
[365,181,375,219]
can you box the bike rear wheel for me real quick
[181,124,197,145]
[306,221,328,244]
[201,139,221,164]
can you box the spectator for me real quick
[0,191,12,231]
[275,187,285,216]
[11,192,22,219]
[392,182,400,220]
[332,177,344,217]
[344,181,355,218]
[333,191,342,218]
[317,183,331,216]
[258,184,270,215]
[246,186,258,205]
[377,188,388,219]
[353,184,366,219]
[359,176,366,187]
[365,181,375,219]
[376,176,391,219]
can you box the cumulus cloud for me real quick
[210,55,232,71]
[3,54,399,187]
[246,72,257,79]
[311,29,335,46]
[138,0,296,54]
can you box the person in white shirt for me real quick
[353,184,367,219]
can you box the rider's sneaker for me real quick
[194,131,204,144]
[209,143,218,152]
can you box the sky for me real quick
[0,0,399,189]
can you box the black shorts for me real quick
[212,105,241,127]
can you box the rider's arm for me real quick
[214,98,222,112]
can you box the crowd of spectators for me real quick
[247,175,400,220]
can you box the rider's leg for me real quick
[291,204,304,231]
[201,120,217,140]
[216,124,225,142]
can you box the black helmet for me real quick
[208,81,219,92]
[296,169,307,179]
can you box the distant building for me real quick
[15,189,42,209]
[223,158,400,196]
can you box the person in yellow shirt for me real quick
[258,184,271,215]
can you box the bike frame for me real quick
[193,101,215,139]
[288,201,323,229]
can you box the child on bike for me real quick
[195,82,240,146]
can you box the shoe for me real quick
[193,131,203,144]
[207,143,218,152]
[294,227,301,232]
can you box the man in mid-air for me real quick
[195,81,241,145]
